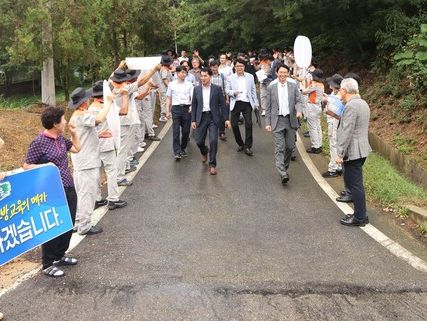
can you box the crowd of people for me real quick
[0,46,371,280]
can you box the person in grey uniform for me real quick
[110,62,161,186]
[69,87,111,235]
[88,81,128,210]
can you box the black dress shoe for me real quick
[244,148,253,156]
[281,172,289,185]
[322,171,339,178]
[237,145,244,152]
[303,131,310,137]
[340,214,369,226]
[219,133,227,141]
[306,147,322,154]
[291,155,297,161]
[336,195,353,203]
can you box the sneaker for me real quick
[322,170,339,178]
[79,225,103,235]
[125,166,137,174]
[175,154,182,161]
[130,159,139,166]
[117,178,133,186]
[261,110,266,117]
[303,131,310,137]
[140,142,147,147]
[152,124,158,128]
[180,150,188,157]
[108,200,128,210]
[94,199,108,210]
[148,135,161,141]
[159,116,168,122]
[137,147,145,153]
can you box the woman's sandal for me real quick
[53,256,78,266]
[43,265,65,278]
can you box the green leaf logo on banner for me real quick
[0,182,11,202]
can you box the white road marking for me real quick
[0,121,173,298]
[295,132,427,273]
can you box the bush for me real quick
[394,24,427,93]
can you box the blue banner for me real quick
[0,164,73,266]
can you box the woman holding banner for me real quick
[23,107,81,278]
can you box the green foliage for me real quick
[1,0,174,98]
[394,24,427,91]
[392,134,415,154]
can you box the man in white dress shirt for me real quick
[226,58,259,156]
[166,66,194,160]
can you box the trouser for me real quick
[306,103,322,148]
[129,124,140,157]
[343,158,367,220]
[171,105,191,154]
[116,125,131,181]
[141,98,155,136]
[273,115,296,177]
[196,112,219,167]
[159,91,167,115]
[231,101,253,148]
[327,116,340,172]
[218,100,228,136]
[259,84,268,112]
[98,150,120,202]
[42,186,77,269]
[74,168,99,234]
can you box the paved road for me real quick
[1,124,426,320]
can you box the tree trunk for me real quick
[41,1,56,106]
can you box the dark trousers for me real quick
[171,105,191,154]
[343,158,367,220]
[196,112,218,167]
[218,100,228,136]
[231,101,253,148]
[42,186,77,269]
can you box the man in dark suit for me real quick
[265,63,304,185]
[191,68,230,175]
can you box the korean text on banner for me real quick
[0,164,73,266]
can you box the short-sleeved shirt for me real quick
[25,132,74,187]
[88,101,115,153]
[159,69,173,92]
[70,112,101,171]
[166,79,193,105]
[112,82,139,126]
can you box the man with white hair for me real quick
[336,78,371,226]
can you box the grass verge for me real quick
[363,152,427,207]
[0,92,66,109]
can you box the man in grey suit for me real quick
[265,63,304,185]
[336,78,371,226]
[192,68,230,175]
[226,58,259,156]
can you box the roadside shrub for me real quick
[394,24,427,94]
